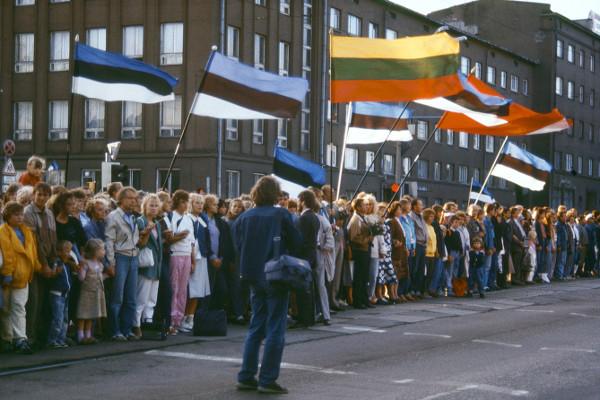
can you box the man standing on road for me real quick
[233,177,301,394]
[409,199,428,297]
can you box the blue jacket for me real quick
[48,258,71,295]
[556,221,568,251]
[585,223,597,250]
[483,216,496,250]
[193,214,212,259]
[469,250,486,269]
[399,215,416,251]
[232,206,301,284]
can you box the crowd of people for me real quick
[1,155,599,368]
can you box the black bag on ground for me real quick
[295,283,316,326]
[193,269,228,337]
[264,236,312,291]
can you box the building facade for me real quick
[1,0,582,209]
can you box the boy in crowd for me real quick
[468,237,486,298]
[47,241,74,349]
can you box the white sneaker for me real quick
[180,319,194,332]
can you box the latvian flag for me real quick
[191,52,308,119]
[273,147,325,190]
[491,142,552,191]
[469,180,495,204]
[73,43,177,103]
[331,32,463,102]
[347,102,413,144]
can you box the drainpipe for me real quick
[217,0,225,196]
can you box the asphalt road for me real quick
[2,280,600,400]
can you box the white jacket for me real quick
[165,211,196,257]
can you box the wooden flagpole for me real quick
[335,102,352,201]
[473,135,508,205]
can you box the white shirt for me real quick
[165,210,196,256]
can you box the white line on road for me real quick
[569,312,600,319]
[145,350,356,375]
[438,381,530,397]
[516,309,555,313]
[392,379,415,384]
[342,325,387,333]
[417,385,477,400]
[472,339,523,348]
[539,347,597,353]
[403,332,451,338]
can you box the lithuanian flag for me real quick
[331,32,462,103]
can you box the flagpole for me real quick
[65,34,80,187]
[473,135,508,205]
[349,101,411,202]
[162,48,218,191]
[335,102,351,201]
[467,176,474,207]
[327,28,334,207]
[383,114,444,215]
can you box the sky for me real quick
[391,0,598,20]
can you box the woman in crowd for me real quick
[376,203,396,305]
[347,196,372,309]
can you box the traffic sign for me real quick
[3,140,15,157]
[2,158,16,176]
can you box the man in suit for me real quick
[555,211,569,280]
[509,206,527,285]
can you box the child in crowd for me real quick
[0,202,42,354]
[468,237,486,298]
[77,239,107,344]
[47,240,74,349]
[525,230,538,283]
[18,155,45,187]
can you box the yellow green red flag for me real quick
[330,32,462,103]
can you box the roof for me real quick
[542,12,600,42]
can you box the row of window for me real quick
[325,144,395,175]
[331,8,399,40]
[564,120,598,142]
[16,0,68,4]
[556,39,596,72]
[555,77,596,107]
[14,24,184,73]
[413,121,498,152]
[461,57,528,95]
[253,0,291,15]
[554,152,600,178]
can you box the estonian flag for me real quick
[191,52,308,119]
[347,102,413,144]
[72,43,178,103]
[469,180,495,204]
[491,142,552,191]
[273,147,325,189]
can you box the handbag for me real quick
[193,267,227,337]
[138,247,154,268]
[264,236,312,291]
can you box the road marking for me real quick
[438,381,529,397]
[403,332,451,338]
[342,325,387,333]
[540,347,596,353]
[145,350,356,375]
[417,385,476,400]
[392,379,415,384]
[569,312,600,319]
[472,339,523,348]
[516,309,555,313]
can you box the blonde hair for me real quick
[83,238,105,259]
[142,193,162,216]
[188,193,204,214]
[16,186,34,205]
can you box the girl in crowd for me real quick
[77,239,107,344]
[364,194,384,305]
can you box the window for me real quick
[579,50,585,68]
[555,76,563,95]
[81,169,99,188]
[385,28,397,40]
[279,0,290,15]
[522,79,528,96]
[50,0,69,3]
[255,0,266,6]
[472,168,480,182]
[567,44,574,63]
[485,136,494,153]
[277,119,288,148]
[326,143,337,167]
[434,129,441,143]
[368,22,379,38]
[13,102,33,141]
[86,28,106,50]
[16,0,35,5]
[48,101,68,141]
[366,151,375,172]
[226,26,240,60]
[591,55,595,72]
[253,173,265,184]
[417,120,428,140]
[84,99,105,139]
[567,81,574,99]
[433,162,441,181]
[556,39,563,58]
[590,89,595,107]
[128,170,141,189]
[300,131,310,152]
[473,134,480,150]
[566,119,574,136]
[327,101,339,123]
[402,157,411,176]
[578,121,584,139]
[458,131,468,148]
[254,34,266,70]
[15,33,34,73]
[588,159,593,176]
[486,66,496,85]
[225,119,238,141]
[445,163,454,182]
[565,153,573,171]
[347,14,362,36]
[458,165,468,184]
[460,56,470,75]
[500,71,507,88]
[160,23,183,65]
[157,169,180,192]
[122,101,142,139]
[578,85,585,103]
[123,26,144,58]
[345,148,358,170]
[474,62,482,79]
[446,129,454,145]
[383,154,394,175]
[226,170,241,198]
[278,41,290,76]
[330,8,341,30]
[160,96,182,137]
[497,178,507,189]
[417,159,428,179]
[588,124,594,142]
[252,120,264,144]
[577,156,583,174]
[510,74,519,93]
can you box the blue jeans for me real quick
[482,254,493,289]
[110,254,139,337]
[488,253,498,287]
[554,251,567,279]
[469,266,485,293]
[47,293,69,345]
[238,282,289,387]
[428,257,443,293]
[444,251,461,292]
